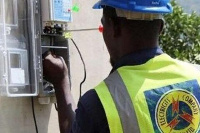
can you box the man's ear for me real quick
[109,18,121,38]
[159,19,165,34]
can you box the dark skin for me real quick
[102,7,163,66]
[43,55,76,133]
[43,7,164,133]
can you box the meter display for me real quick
[0,0,39,97]
[42,0,72,23]
[53,0,72,22]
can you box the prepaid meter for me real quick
[0,0,39,97]
[39,0,71,103]
[42,0,72,23]
[0,0,70,99]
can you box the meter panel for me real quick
[53,0,72,22]
[0,0,39,97]
[42,0,72,23]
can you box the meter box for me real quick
[41,0,72,23]
[0,0,39,97]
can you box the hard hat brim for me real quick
[93,1,103,9]
[93,0,173,14]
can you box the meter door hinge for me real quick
[37,56,43,82]
[35,0,39,14]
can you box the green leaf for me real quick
[160,0,200,64]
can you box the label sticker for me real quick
[10,68,25,84]
[53,0,72,22]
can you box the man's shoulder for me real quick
[78,89,106,117]
[73,89,109,133]
[79,89,99,107]
[173,58,200,72]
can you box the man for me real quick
[43,0,200,133]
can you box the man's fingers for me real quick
[42,51,52,59]
[58,56,67,68]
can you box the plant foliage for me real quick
[160,0,200,64]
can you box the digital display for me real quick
[10,53,21,68]
[53,0,72,22]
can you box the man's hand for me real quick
[43,53,68,86]
[43,52,75,133]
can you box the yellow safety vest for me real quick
[95,54,200,133]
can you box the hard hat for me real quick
[93,0,173,14]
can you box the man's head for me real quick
[93,0,173,66]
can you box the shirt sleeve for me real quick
[70,89,110,133]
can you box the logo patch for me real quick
[144,80,200,133]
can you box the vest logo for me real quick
[144,80,200,133]
[156,90,200,133]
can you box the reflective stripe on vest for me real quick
[95,72,141,133]
[95,82,123,133]
[105,71,140,133]
[95,54,200,133]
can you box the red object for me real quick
[99,25,104,33]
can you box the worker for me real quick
[43,0,200,132]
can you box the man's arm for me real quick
[43,53,76,133]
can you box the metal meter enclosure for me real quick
[41,0,72,23]
[0,0,70,99]
[39,0,71,103]
[0,0,39,97]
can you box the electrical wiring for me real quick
[54,103,58,111]
[31,97,38,133]
[25,0,38,132]
[54,38,87,112]
[70,38,87,99]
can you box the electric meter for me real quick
[0,0,39,97]
[41,0,72,35]
[42,0,72,23]
[38,0,71,103]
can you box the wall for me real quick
[68,1,111,102]
[0,0,111,133]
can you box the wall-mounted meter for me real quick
[0,0,39,97]
[0,0,70,100]
[39,0,71,104]
[41,0,72,35]
[42,0,72,23]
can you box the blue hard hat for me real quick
[93,0,173,14]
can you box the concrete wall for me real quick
[68,1,111,102]
[0,0,111,133]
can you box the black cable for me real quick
[70,38,87,99]
[25,0,38,132]
[54,103,58,111]
[31,97,38,133]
